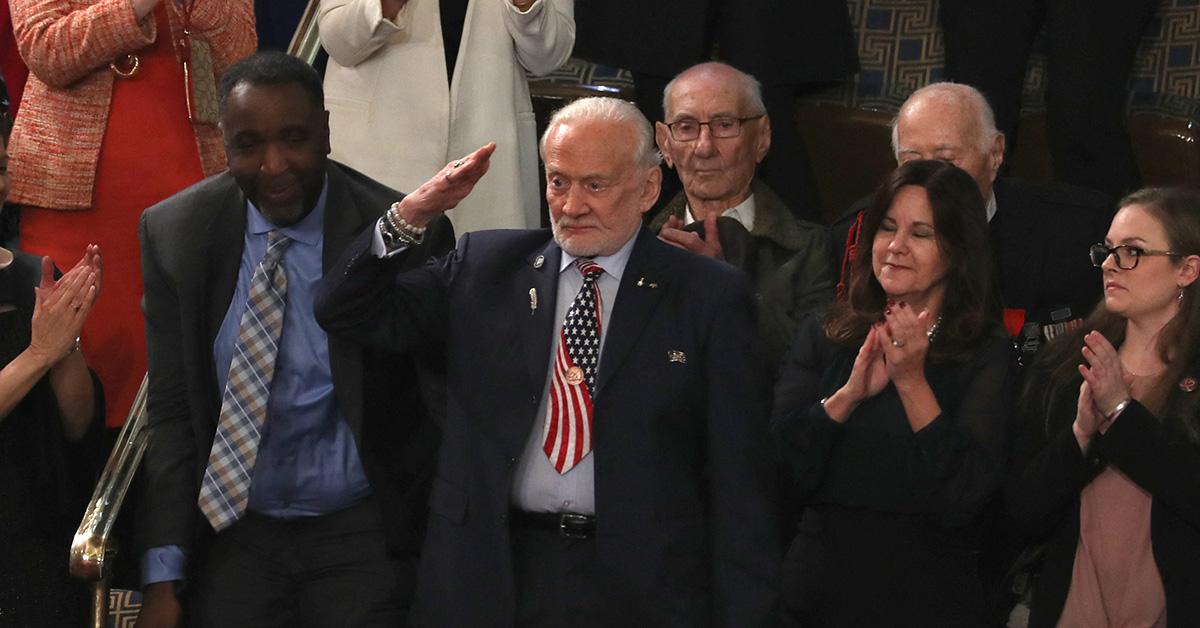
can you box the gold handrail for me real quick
[288,0,322,66]
[69,374,149,628]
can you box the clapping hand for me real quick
[29,247,102,367]
[823,324,889,422]
[877,301,931,386]
[1078,331,1133,422]
[657,213,724,259]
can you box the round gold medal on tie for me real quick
[566,366,585,386]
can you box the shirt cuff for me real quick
[142,545,188,587]
[372,218,410,258]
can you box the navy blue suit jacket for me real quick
[316,226,781,626]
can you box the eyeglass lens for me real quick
[671,117,742,141]
[1089,244,1137,269]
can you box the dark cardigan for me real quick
[1007,363,1200,627]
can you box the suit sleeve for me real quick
[315,217,459,355]
[1096,400,1200,528]
[770,313,846,502]
[136,210,201,555]
[501,0,575,76]
[907,338,1014,528]
[1003,371,1092,539]
[703,270,781,626]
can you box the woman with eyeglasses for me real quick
[1007,187,1200,627]
[772,159,1013,626]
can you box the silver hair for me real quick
[539,96,662,169]
[890,82,1001,158]
[661,61,767,119]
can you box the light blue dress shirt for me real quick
[143,180,372,585]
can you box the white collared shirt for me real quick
[683,193,757,232]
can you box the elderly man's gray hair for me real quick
[540,96,662,169]
[661,61,767,119]
[890,82,1001,158]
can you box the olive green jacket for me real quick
[650,180,834,373]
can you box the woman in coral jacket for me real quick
[7,0,253,427]
[319,0,574,234]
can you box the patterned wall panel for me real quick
[107,589,142,628]
[1133,1,1200,99]
[806,0,945,110]
[533,0,1200,122]
[530,59,634,95]
[1024,0,1200,113]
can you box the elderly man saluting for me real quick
[316,96,780,627]
[651,62,834,370]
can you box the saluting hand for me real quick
[394,142,496,228]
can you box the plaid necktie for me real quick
[542,259,604,474]
[198,231,292,532]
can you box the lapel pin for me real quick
[1181,376,1197,393]
[637,277,645,287]
[529,288,538,313]
[668,350,686,364]
[649,282,658,289]
[533,255,545,269]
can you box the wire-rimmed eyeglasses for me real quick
[664,115,765,141]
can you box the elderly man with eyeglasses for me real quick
[650,62,834,371]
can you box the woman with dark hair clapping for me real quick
[0,117,105,624]
[1009,187,1200,627]
[773,159,1013,626]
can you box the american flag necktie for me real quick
[198,231,291,532]
[542,259,604,474]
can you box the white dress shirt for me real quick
[683,193,757,232]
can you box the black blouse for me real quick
[773,314,1014,526]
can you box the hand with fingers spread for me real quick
[1077,330,1133,421]
[877,301,932,386]
[823,324,889,422]
[657,212,724,260]
[393,143,496,228]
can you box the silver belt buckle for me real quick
[558,513,592,539]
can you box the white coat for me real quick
[318,0,575,233]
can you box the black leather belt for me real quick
[511,510,596,539]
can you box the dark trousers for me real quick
[511,524,618,627]
[940,0,1160,198]
[189,499,414,628]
